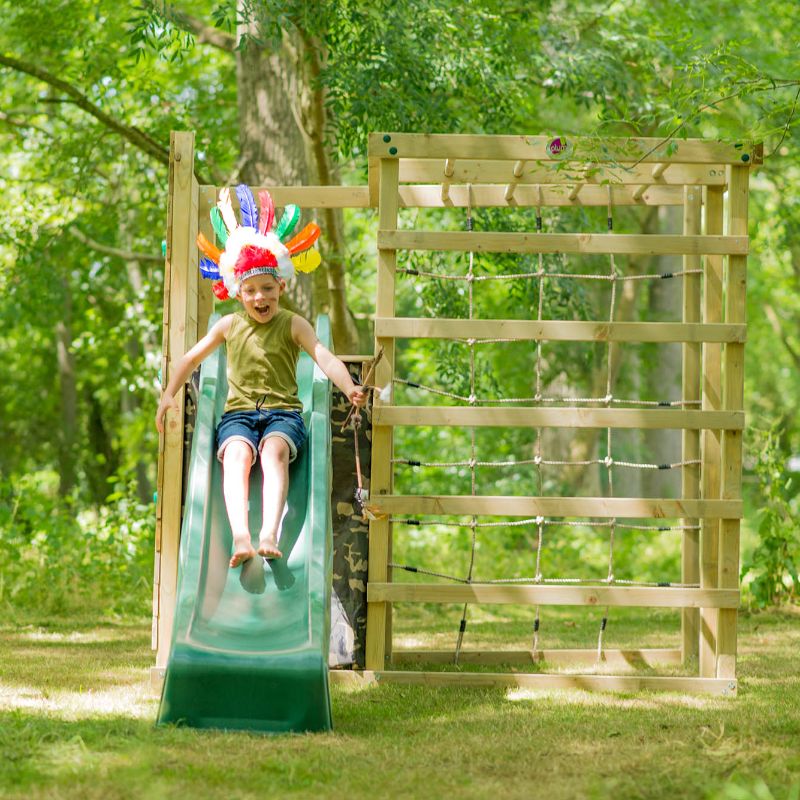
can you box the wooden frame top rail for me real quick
[376,318,747,344]
[369,133,762,165]
[397,160,727,187]
[374,495,743,519]
[374,406,744,430]
[367,582,740,609]
[379,231,748,256]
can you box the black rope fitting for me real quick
[404,268,420,276]
[407,460,421,467]
[405,565,419,573]
[459,619,467,633]
[405,380,420,389]
[600,617,608,631]
[404,519,420,526]
[658,401,672,407]
[607,217,613,231]
[533,618,540,632]
[658,526,669,532]
[536,216,543,232]
[466,217,474,232]
[660,271,674,279]
[658,463,671,470]
[658,581,671,587]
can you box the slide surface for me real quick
[157,315,333,733]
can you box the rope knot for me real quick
[466,338,476,346]
[603,393,613,404]
[535,515,545,525]
[466,273,475,283]
[533,455,542,466]
[468,393,477,405]
[603,456,614,467]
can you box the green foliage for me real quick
[741,426,800,607]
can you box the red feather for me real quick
[196,232,222,263]
[235,245,278,276]
[258,190,275,235]
[212,280,229,300]
[285,223,321,255]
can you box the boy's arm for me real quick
[292,316,367,407]
[155,315,232,433]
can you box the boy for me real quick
[155,187,366,568]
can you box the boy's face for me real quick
[239,274,285,323]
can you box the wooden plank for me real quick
[197,185,216,338]
[392,648,683,667]
[378,230,748,256]
[368,583,739,608]
[244,185,372,208]
[700,185,725,678]
[373,405,744,431]
[374,495,742,519]
[397,184,687,207]
[375,318,746,344]
[332,669,738,696]
[366,157,400,672]
[369,133,757,165]
[398,161,727,187]
[682,186,702,662]
[717,165,749,680]
[154,131,198,668]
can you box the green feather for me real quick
[210,207,228,246]
[276,204,301,240]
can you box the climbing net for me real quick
[387,186,698,663]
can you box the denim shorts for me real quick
[216,409,307,464]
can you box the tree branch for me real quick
[69,226,163,263]
[0,52,215,184]
[764,304,800,373]
[166,5,236,52]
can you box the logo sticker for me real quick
[547,137,569,157]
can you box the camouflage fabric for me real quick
[329,362,371,669]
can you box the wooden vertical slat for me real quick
[154,131,198,667]
[681,186,702,662]
[366,157,399,670]
[699,185,724,677]
[717,165,748,679]
[197,186,216,337]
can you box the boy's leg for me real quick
[221,440,258,567]
[257,436,290,559]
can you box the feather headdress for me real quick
[196,184,322,300]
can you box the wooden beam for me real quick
[368,583,740,608]
[682,186,702,663]
[717,164,749,680]
[331,669,738,695]
[392,648,683,667]
[373,495,742,519]
[369,133,757,165]
[376,318,746,344]
[397,160,727,187]
[378,230,749,256]
[373,406,744,431]
[154,131,198,667]
[366,157,400,672]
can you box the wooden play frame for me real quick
[154,130,758,696]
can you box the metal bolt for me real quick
[383,134,391,143]
[389,146,398,155]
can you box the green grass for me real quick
[1,607,799,799]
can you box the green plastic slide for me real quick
[157,314,333,733]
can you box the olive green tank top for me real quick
[224,308,302,413]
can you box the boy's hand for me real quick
[155,393,179,433]
[348,386,368,408]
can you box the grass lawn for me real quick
[1,605,799,800]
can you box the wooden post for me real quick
[681,186,702,662]
[153,131,199,668]
[717,165,748,679]
[365,157,399,671]
[699,185,724,677]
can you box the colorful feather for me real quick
[235,183,258,230]
[199,257,220,279]
[258,190,275,236]
[285,222,321,255]
[217,187,238,234]
[196,232,222,263]
[291,249,321,273]
[210,207,228,246]
[275,204,301,240]
[212,280,229,301]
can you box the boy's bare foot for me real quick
[230,535,257,568]
[258,537,282,560]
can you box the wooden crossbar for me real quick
[370,133,759,164]
[391,648,683,667]
[397,161,727,187]
[379,230,748,256]
[374,406,744,430]
[374,495,743,518]
[330,670,738,696]
[367,583,740,608]
[375,318,747,343]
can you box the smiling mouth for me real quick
[254,305,270,315]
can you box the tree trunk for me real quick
[56,275,77,498]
